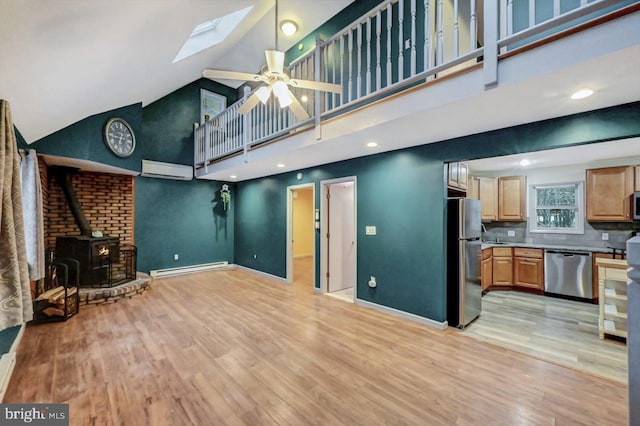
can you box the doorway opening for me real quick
[320,177,357,303]
[286,183,315,289]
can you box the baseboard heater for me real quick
[150,261,230,277]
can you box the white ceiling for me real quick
[0,0,353,143]
[467,137,640,174]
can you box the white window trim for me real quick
[528,181,584,235]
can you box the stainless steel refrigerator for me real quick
[447,198,482,328]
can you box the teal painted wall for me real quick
[140,79,238,165]
[29,103,144,172]
[134,78,238,272]
[24,76,238,273]
[134,177,234,272]
[234,101,640,323]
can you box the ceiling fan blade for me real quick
[287,90,310,121]
[237,92,262,115]
[203,69,262,82]
[265,50,285,74]
[289,79,343,94]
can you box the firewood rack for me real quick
[32,253,80,323]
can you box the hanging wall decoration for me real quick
[220,184,231,211]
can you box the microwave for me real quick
[635,192,640,220]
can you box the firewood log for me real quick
[46,287,68,304]
[43,307,65,317]
[35,286,64,301]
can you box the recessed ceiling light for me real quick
[366,142,378,148]
[280,20,298,36]
[519,159,531,167]
[277,163,285,168]
[230,175,237,179]
[300,95,308,102]
[570,88,594,100]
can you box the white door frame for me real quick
[320,176,357,301]
[286,182,316,285]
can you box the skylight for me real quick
[173,6,253,63]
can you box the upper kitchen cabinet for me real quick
[447,162,469,191]
[586,166,634,222]
[467,176,479,200]
[479,178,498,221]
[498,176,526,221]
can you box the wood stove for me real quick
[50,166,136,288]
[55,236,119,288]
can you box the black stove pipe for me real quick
[51,166,92,236]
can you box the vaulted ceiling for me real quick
[0,0,353,143]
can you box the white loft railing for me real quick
[195,0,635,171]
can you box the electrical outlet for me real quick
[507,230,515,237]
[602,233,609,241]
[253,254,257,259]
[368,276,377,288]
[174,254,179,260]
[365,226,377,236]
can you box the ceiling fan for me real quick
[202,1,342,121]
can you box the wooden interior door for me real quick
[327,182,355,292]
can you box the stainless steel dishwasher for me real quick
[544,250,593,299]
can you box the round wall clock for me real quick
[103,118,136,158]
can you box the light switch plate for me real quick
[602,232,609,241]
[365,226,377,236]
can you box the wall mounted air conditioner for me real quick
[141,160,193,181]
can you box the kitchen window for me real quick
[529,182,584,234]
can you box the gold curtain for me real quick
[0,99,33,328]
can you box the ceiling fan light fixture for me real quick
[256,86,271,104]
[273,81,288,98]
[277,92,293,108]
[280,20,298,36]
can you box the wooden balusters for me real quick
[366,18,372,95]
[386,3,392,86]
[398,0,404,81]
[424,0,431,73]
[376,10,382,91]
[410,0,417,75]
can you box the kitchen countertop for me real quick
[480,241,620,254]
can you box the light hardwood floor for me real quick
[464,290,628,383]
[6,262,628,425]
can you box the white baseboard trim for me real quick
[355,299,448,330]
[150,261,230,277]
[234,265,288,283]
[0,323,25,402]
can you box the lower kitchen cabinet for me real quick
[596,258,629,340]
[481,248,492,291]
[514,257,544,290]
[513,248,544,290]
[492,247,512,286]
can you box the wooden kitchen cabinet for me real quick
[498,176,526,221]
[586,166,634,222]
[447,162,468,190]
[513,248,544,290]
[467,176,480,200]
[596,258,629,340]
[636,165,640,191]
[481,248,492,291]
[479,178,498,221]
[492,247,513,286]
